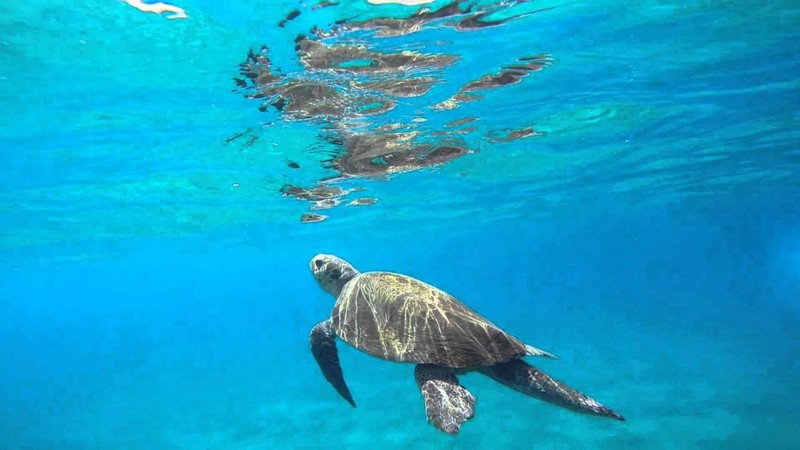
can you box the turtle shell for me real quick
[330,272,529,368]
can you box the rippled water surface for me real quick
[1,1,799,449]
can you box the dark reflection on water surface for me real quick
[231,0,550,222]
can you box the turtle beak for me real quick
[310,254,330,276]
[310,257,321,275]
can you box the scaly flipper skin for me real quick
[309,319,356,407]
[480,359,624,421]
[414,364,476,434]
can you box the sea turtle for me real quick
[308,254,624,434]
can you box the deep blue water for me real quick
[2,1,800,449]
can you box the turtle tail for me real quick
[525,344,558,359]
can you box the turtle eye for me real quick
[329,268,341,279]
[314,259,324,269]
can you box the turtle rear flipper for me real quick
[480,359,624,421]
[309,319,356,407]
[414,364,476,434]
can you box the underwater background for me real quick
[1,0,799,448]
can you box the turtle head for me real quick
[310,254,360,298]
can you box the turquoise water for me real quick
[1,0,799,448]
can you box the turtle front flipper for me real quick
[480,359,624,421]
[414,364,476,434]
[309,319,356,407]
